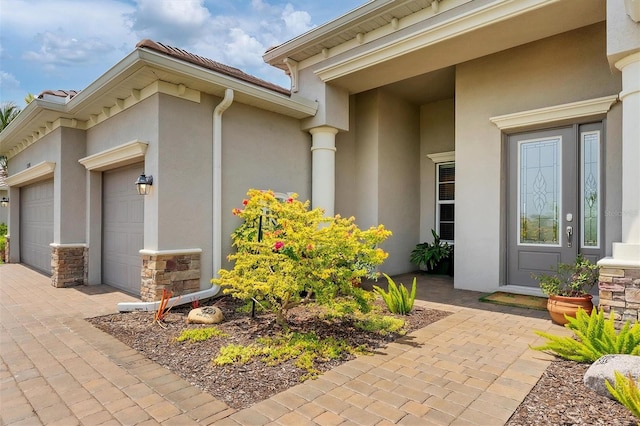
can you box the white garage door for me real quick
[102,164,144,294]
[20,179,54,275]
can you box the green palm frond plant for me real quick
[373,274,417,315]
[531,308,640,362]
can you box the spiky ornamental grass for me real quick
[373,274,417,315]
[606,371,640,423]
[532,308,640,362]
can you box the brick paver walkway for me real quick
[0,264,567,425]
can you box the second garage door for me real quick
[102,164,144,294]
[20,179,54,275]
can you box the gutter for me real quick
[213,89,235,280]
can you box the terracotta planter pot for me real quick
[546,294,594,325]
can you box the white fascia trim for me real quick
[140,248,203,256]
[490,95,619,130]
[263,0,397,64]
[5,161,56,187]
[427,151,455,163]
[138,50,318,118]
[315,0,558,82]
[79,140,148,171]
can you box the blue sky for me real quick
[0,0,366,107]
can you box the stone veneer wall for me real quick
[141,252,201,301]
[51,246,88,288]
[598,266,640,329]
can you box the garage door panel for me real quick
[102,164,144,294]
[20,179,54,275]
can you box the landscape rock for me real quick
[187,306,223,324]
[583,354,640,399]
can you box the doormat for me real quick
[479,292,548,311]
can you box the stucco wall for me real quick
[420,99,455,243]
[220,99,312,272]
[377,90,420,275]
[336,89,420,275]
[57,127,86,244]
[455,22,622,292]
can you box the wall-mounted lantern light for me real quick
[134,174,153,195]
[0,197,9,207]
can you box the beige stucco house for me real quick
[1,0,638,320]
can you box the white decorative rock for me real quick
[583,354,640,399]
[186,306,224,324]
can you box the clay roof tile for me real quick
[135,39,290,96]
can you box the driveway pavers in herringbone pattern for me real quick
[0,264,569,425]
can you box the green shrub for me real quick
[213,331,367,380]
[213,189,391,325]
[606,371,640,422]
[372,274,416,315]
[175,327,228,343]
[354,315,406,335]
[0,222,7,236]
[532,308,640,362]
[0,235,5,252]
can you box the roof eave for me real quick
[263,0,401,66]
[136,49,318,118]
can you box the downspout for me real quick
[116,89,235,313]
[213,89,234,279]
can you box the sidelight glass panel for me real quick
[519,138,561,245]
[581,131,600,248]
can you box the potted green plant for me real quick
[533,254,599,325]
[410,229,452,275]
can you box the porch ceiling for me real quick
[316,0,605,96]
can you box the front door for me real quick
[507,123,603,288]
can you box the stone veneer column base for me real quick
[51,245,88,288]
[598,262,640,329]
[140,249,202,302]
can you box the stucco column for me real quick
[309,126,338,217]
[614,52,640,259]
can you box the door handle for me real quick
[566,226,573,248]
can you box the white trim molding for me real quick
[427,151,455,163]
[50,243,87,248]
[490,95,619,131]
[139,248,203,256]
[5,161,56,187]
[79,140,148,171]
[315,0,558,82]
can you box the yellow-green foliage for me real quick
[532,308,640,362]
[212,331,367,380]
[175,327,228,343]
[213,189,391,324]
[214,344,265,365]
[606,371,640,423]
[373,274,416,315]
[355,315,406,335]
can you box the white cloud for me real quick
[22,30,113,70]
[128,0,212,45]
[0,71,20,90]
[225,28,268,68]
[281,4,314,36]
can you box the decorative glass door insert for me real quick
[518,137,561,246]
[581,131,600,248]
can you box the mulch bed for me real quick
[87,296,638,424]
[87,295,450,409]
